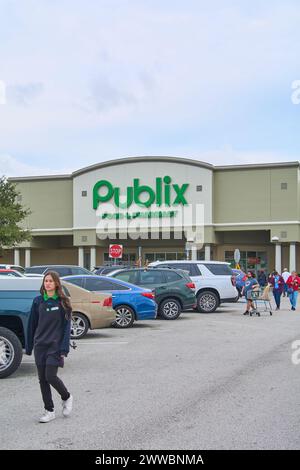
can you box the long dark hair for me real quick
[40,271,72,320]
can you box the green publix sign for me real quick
[93,176,189,210]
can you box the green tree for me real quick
[0,176,31,252]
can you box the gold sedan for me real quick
[62,281,116,339]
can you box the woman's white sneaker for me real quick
[39,410,56,423]
[62,395,73,417]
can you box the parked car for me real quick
[25,265,93,276]
[0,264,25,274]
[232,269,246,297]
[93,265,130,276]
[148,260,238,313]
[0,269,24,277]
[0,277,115,377]
[63,281,116,339]
[108,268,196,320]
[63,275,157,328]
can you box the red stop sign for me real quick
[109,244,123,258]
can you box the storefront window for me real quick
[166,252,177,260]
[197,250,212,260]
[225,250,268,275]
[144,253,155,262]
[103,252,136,265]
[225,251,235,268]
[144,252,186,262]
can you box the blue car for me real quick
[62,275,157,328]
[232,269,246,296]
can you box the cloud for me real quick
[0,1,300,165]
[0,80,6,105]
[86,77,137,113]
[7,82,44,107]
[0,154,72,177]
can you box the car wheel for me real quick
[0,327,23,378]
[71,313,89,339]
[197,291,219,313]
[112,305,135,328]
[159,298,182,320]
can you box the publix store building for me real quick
[3,156,300,274]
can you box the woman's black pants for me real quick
[37,365,70,412]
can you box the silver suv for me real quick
[148,260,238,313]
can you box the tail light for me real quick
[186,282,196,290]
[231,275,236,286]
[103,297,112,307]
[141,292,155,299]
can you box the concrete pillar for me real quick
[78,247,84,268]
[25,249,31,268]
[275,243,282,274]
[205,245,211,261]
[90,247,96,271]
[289,243,296,273]
[191,246,197,260]
[14,248,20,266]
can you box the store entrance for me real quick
[225,250,268,276]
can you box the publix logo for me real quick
[93,176,189,209]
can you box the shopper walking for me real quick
[281,268,291,297]
[268,271,284,310]
[258,270,267,288]
[241,271,260,315]
[286,271,300,311]
[26,271,73,423]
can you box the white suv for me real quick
[148,260,238,313]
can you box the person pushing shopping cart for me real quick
[241,271,260,315]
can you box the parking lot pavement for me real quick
[1,296,300,450]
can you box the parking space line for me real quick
[78,341,129,345]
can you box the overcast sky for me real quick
[0,0,300,176]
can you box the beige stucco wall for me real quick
[214,167,299,225]
[0,249,14,264]
[31,248,78,265]
[12,178,73,230]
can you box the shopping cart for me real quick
[249,285,273,316]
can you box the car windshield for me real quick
[11,266,25,274]
[25,266,46,274]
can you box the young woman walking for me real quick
[286,271,300,311]
[268,271,284,310]
[26,271,73,423]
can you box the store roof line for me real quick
[8,156,300,181]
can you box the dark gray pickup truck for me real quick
[0,278,40,378]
